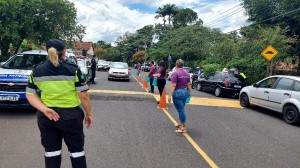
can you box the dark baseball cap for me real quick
[46,39,65,52]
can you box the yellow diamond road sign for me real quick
[261,45,279,61]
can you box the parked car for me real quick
[141,62,150,72]
[97,60,110,71]
[106,61,113,69]
[195,71,246,97]
[66,52,78,65]
[108,62,130,81]
[77,59,92,82]
[167,67,193,83]
[0,50,48,108]
[239,75,300,125]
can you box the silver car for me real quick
[239,75,300,125]
[108,62,130,81]
[97,60,110,71]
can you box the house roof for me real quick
[75,42,93,50]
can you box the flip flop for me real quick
[175,128,187,133]
[175,124,182,128]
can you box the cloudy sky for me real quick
[68,0,249,44]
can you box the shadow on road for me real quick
[0,108,37,117]
[248,106,283,121]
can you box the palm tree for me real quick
[155,7,167,27]
[155,4,179,28]
[163,4,179,27]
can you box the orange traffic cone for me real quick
[143,78,148,88]
[158,89,167,109]
[138,75,141,83]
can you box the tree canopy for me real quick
[0,0,85,56]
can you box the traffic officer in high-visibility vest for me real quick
[26,39,92,168]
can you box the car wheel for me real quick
[240,93,250,107]
[283,105,300,125]
[214,87,222,97]
[196,83,202,91]
[108,78,111,81]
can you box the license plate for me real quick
[234,85,241,88]
[0,95,19,101]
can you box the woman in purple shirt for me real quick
[168,59,192,133]
[153,60,166,105]
[147,61,156,93]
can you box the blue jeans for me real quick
[172,89,189,123]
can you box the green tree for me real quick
[242,0,300,47]
[155,4,179,28]
[0,0,85,56]
[173,8,198,28]
[155,7,167,27]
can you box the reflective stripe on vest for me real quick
[70,151,85,158]
[33,76,81,108]
[45,150,61,157]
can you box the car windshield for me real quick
[112,62,128,69]
[2,54,47,70]
[77,60,86,67]
[222,72,245,83]
[183,68,192,73]
[66,57,76,64]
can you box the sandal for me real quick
[175,124,186,133]
[175,127,187,133]
[175,123,182,128]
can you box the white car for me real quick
[108,62,130,81]
[239,75,300,125]
[66,52,77,65]
[167,67,193,83]
[77,59,92,82]
[0,50,48,108]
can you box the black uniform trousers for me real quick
[90,68,96,83]
[38,108,86,168]
[157,79,166,96]
[149,78,154,93]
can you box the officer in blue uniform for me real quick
[89,55,97,84]
[26,39,92,168]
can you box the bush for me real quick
[202,63,223,76]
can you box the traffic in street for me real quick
[1,69,299,168]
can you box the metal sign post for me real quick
[261,45,279,76]
[168,55,172,70]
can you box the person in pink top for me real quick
[153,60,166,105]
[147,61,156,93]
[168,59,192,133]
[137,61,141,76]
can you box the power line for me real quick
[205,3,242,22]
[223,6,300,34]
[208,15,248,28]
[74,0,132,27]
[204,8,244,26]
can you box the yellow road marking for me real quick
[133,74,219,168]
[132,75,149,93]
[161,107,219,168]
[152,94,242,108]
[89,90,150,95]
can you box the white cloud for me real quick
[69,0,249,44]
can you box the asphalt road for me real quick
[0,69,299,168]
